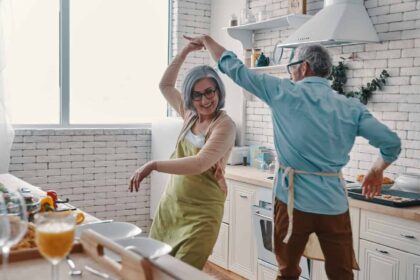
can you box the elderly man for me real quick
[185,35,401,280]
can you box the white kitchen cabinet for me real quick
[228,180,258,280]
[311,207,360,280]
[258,262,278,280]
[406,252,420,280]
[359,209,420,280]
[359,239,405,280]
[209,222,229,269]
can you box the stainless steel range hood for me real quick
[277,0,380,48]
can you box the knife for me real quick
[84,265,117,280]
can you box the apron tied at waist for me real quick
[278,164,346,243]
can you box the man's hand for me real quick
[129,161,156,192]
[361,168,383,199]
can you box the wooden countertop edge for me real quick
[225,166,420,222]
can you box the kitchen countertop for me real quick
[0,173,215,280]
[225,165,420,222]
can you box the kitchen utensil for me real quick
[84,265,116,280]
[66,255,82,276]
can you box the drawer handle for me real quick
[239,194,248,199]
[375,249,389,254]
[400,234,416,239]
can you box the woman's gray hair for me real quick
[296,44,332,77]
[182,65,226,112]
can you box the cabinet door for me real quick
[359,239,405,280]
[406,251,420,280]
[228,181,257,280]
[209,222,229,269]
[311,207,360,280]
[258,263,278,280]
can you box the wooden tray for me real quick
[2,230,215,280]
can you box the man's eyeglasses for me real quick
[286,60,304,74]
[191,88,217,101]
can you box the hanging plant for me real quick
[328,58,390,105]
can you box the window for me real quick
[6,0,169,126]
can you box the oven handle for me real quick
[255,210,272,221]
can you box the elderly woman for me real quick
[129,41,235,269]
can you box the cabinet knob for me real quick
[400,234,415,239]
[239,194,248,199]
[375,249,389,254]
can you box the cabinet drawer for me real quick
[360,210,420,255]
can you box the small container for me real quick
[243,156,248,166]
[230,14,238,27]
[251,48,261,68]
[244,49,252,67]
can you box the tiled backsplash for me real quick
[9,129,152,234]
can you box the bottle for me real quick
[244,49,252,67]
[251,48,261,68]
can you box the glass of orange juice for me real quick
[35,212,76,280]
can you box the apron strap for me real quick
[278,164,346,243]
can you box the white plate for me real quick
[105,237,172,261]
[75,222,142,240]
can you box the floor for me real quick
[203,262,247,280]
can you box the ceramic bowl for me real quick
[75,221,142,240]
[105,237,172,261]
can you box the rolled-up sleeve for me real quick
[218,51,293,105]
[357,107,401,163]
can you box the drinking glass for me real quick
[35,212,76,280]
[1,191,28,280]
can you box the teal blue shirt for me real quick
[218,51,401,215]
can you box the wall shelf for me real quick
[225,14,312,49]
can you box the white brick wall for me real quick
[9,129,152,234]
[169,0,212,116]
[227,0,420,180]
[172,0,420,179]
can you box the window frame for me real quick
[13,0,171,129]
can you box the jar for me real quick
[251,48,261,68]
[230,14,238,27]
[244,49,252,67]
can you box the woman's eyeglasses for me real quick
[191,88,217,101]
[286,60,304,74]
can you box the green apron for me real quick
[149,115,226,269]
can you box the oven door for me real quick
[252,205,311,279]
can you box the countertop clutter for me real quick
[225,165,420,222]
[0,174,214,280]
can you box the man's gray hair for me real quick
[182,65,226,112]
[296,44,332,78]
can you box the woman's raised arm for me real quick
[159,42,203,118]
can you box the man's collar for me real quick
[299,76,330,86]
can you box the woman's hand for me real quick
[129,161,157,192]
[183,35,206,48]
[180,40,204,58]
[362,168,383,199]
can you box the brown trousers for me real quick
[274,199,354,280]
